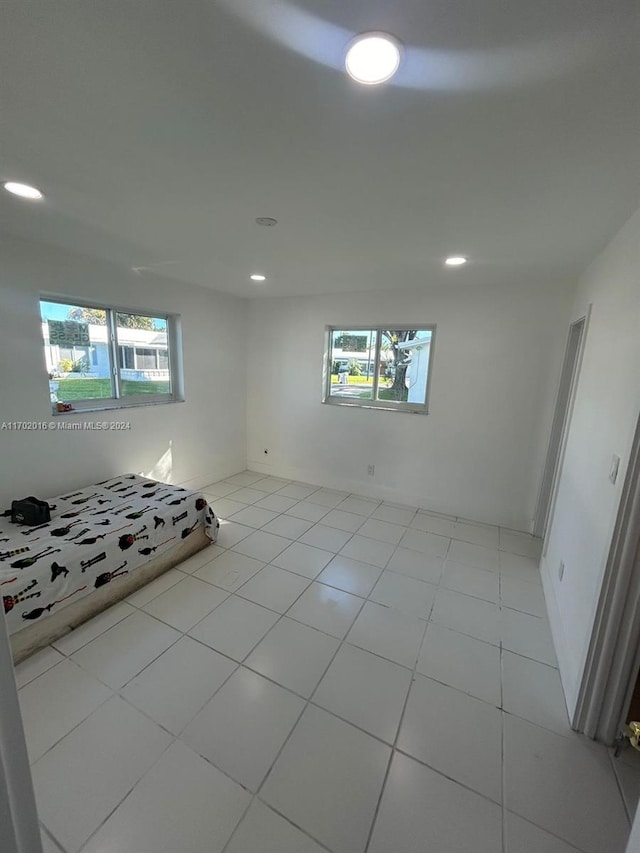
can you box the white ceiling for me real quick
[1,0,638,297]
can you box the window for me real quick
[41,299,182,411]
[132,347,157,371]
[118,345,135,370]
[323,325,435,414]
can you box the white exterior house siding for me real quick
[397,338,431,404]
[42,322,169,381]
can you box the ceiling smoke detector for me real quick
[255,217,278,227]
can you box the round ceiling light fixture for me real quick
[345,32,402,85]
[250,274,266,282]
[255,217,278,227]
[3,181,43,200]
[445,256,468,267]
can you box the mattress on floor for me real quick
[0,474,218,635]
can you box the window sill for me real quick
[51,398,184,416]
[322,398,429,415]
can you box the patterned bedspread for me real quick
[0,474,218,635]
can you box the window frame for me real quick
[322,324,436,415]
[41,296,183,413]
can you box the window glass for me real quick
[324,325,434,413]
[377,329,432,405]
[41,300,113,401]
[115,313,171,396]
[328,329,378,401]
[41,300,179,410]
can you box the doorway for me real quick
[534,314,588,540]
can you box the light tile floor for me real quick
[15,471,638,853]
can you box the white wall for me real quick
[541,206,640,718]
[246,281,573,530]
[0,235,247,505]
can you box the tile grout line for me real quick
[609,750,636,827]
[185,478,572,847]
[69,519,334,852]
[74,734,178,853]
[27,581,547,776]
[227,796,336,853]
[28,513,550,769]
[499,569,507,853]
[500,810,591,853]
[363,615,431,853]
[27,691,114,772]
[218,602,354,853]
[40,822,67,853]
[45,663,571,850]
[213,507,431,850]
[22,474,549,852]
[214,597,356,853]
[30,614,188,767]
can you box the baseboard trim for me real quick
[174,459,247,492]
[246,458,530,531]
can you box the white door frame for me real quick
[0,608,43,853]
[534,312,589,540]
[574,410,640,743]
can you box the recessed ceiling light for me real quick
[255,217,277,227]
[250,274,266,282]
[3,181,43,200]
[345,32,402,85]
[445,256,468,266]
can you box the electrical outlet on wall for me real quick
[367,464,375,476]
[558,560,565,582]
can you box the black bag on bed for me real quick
[11,497,52,526]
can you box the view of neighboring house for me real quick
[42,321,169,381]
[329,329,433,407]
[397,336,431,404]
